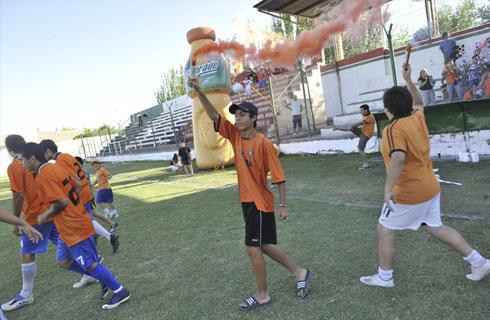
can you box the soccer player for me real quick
[0,207,43,320]
[20,143,130,309]
[91,160,119,218]
[2,135,59,313]
[334,104,375,169]
[38,140,119,254]
[189,78,311,311]
[359,64,490,288]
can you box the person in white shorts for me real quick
[359,64,490,288]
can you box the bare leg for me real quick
[378,223,396,270]
[422,224,473,256]
[183,165,189,175]
[261,244,306,281]
[188,164,194,175]
[239,246,270,307]
[93,210,114,226]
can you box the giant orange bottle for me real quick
[185,27,234,169]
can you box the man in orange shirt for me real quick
[91,160,119,218]
[20,143,130,310]
[359,64,490,288]
[189,78,310,311]
[1,135,59,314]
[39,140,119,254]
[334,104,375,169]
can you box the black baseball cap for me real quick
[229,101,258,116]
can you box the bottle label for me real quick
[185,58,232,94]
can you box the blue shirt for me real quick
[439,39,456,56]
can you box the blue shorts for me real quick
[96,189,113,204]
[20,221,59,255]
[84,202,94,219]
[56,237,99,272]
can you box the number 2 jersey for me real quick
[54,152,94,204]
[36,162,94,247]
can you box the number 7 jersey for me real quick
[36,162,94,247]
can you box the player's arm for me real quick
[0,208,43,243]
[37,199,69,224]
[11,192,24,236]
[188,78,219,124]
[276,181,287,221]
[402,64,424,110]
[384,151,406,211]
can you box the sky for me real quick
[0,0,481,141]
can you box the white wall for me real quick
[322,28,490,117]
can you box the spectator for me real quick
[417,69,436,105]
[439,32,457,63]
[442,62,461,101]
[178,142,194,176]
[477,70,490,98]
[286,95,303,135]
[257,68,266,91]
[467,55,483,88]
[244,79,253,99]
[170,153,182,173]
[463,87,474,101]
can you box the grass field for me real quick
[0,154,489,320]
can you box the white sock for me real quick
[378,266,393,281]
[464,250,486,268]
[93,220,111,241]
[20,261,36,298]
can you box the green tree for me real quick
[271,14,314,39]
[154,65,187,105]
[476,4,490,24]
[436,0,479,34]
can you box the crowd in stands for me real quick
[434,33,490,103]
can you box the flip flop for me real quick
[239,296,272,311]
[296,268,312,298]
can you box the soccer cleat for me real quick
[100,283,110,300]
[359,274,394,288]
[109,222,119,233]
[1,293,34,311]
[466,259,490,281]
[102,289,130,310]
[110,234,120,253]
[73,275,97,289]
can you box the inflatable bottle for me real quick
[185,27,234,169]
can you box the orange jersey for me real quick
[36,163,94,246]
[7,158,45,225]
[217,117,285,212]
[54,152,93,203]
[95,167,111,189]
[484,78,490,97]
[381,108,440,205]
[361,114,376,138]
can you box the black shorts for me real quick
[242,202,277,247]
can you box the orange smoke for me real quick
[191,0,386,66]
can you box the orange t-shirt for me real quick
[54,153,93,203]
[444,69,456,84]
[484,78,490,97]
[381,108,440,205]
[36,163,94,246]
[95,168,111,189]
[216,116,286,212]
[361,114,376,138]
[7,158,44,225]
[463,91,473,100]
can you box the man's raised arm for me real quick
[402,64,424,109]
[188,78,220,124]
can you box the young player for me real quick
[359,64,490,288]
[0,207,44,320]
[189,78,311,311]
[1,135,59,313]
[38,140,119,254]
[91,160,119,218]
[20,143,130,309]
[334,104,375,169]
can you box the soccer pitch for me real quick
[1,154,489,320]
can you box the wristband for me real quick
[279,203,287,207]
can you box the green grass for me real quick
[0,154,489,320]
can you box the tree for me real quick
[154,65,187,105]
[436,0,479,34]
[270,14,314,39]
[476,4,490,24]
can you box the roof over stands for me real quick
[253,0,391,18]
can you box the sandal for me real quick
[239,296,272,311]
[296,268,312,298]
